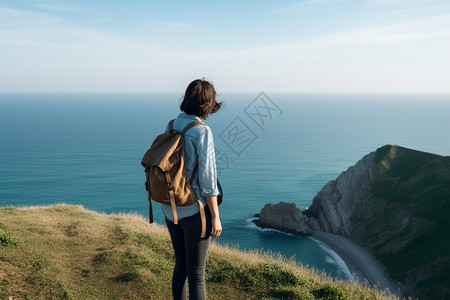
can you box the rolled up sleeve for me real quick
[195,127,219,197]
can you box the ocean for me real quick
[1,92,449,280]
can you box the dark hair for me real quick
[180,78,222,119]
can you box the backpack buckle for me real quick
[167,181,174,191]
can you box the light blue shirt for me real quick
[161,112,219,222]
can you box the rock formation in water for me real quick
[304,144,450,300]
[255,202,311,236]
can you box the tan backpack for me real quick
[141,119,207,237]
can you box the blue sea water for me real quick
[1,92,450,280]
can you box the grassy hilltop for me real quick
[367,145,450,298]
[0,204,397,300]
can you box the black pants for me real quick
[166,208,212,300]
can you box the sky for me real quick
[1,0,450,93]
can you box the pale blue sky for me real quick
[1,0,450,92]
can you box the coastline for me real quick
[311,230,400,297]
[250,217,399,296]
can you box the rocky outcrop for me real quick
[304,144,450,300]
[255,202,311,236]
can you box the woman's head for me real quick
[180,78,222,119]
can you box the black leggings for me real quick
[166,208,212,300]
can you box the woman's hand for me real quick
[211,215,222,237]
[205,196,222,237]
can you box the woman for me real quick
[162,78,222,300]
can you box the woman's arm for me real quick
[205,196,222,237]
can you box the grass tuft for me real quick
[0,222,20,247]
[0,233,19,247]
[113,270,140,282]
[312,283,349,300]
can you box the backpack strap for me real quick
[165,171,179,224]
[168,119,204,134]
[146,169,154,223]
[181,120,205,184]
[198,200,206,238]
[149,199,154,223]
[168,119,175,131]
[181,120,205,134]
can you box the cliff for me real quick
[304,145,450,300]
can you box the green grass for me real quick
[0,204,398,300]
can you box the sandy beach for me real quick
[311,230,400,297]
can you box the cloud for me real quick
[306,15,450,47]
[34,4,88,12]
[0,6,153,58]
[0,4,449,92]
[0,5,206,91]
[0,6,63,26]
[369,0,436,5]
[367,0,450,17]
[150,21,200,31]
[235,12,450,58]
[270,0,346,14]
